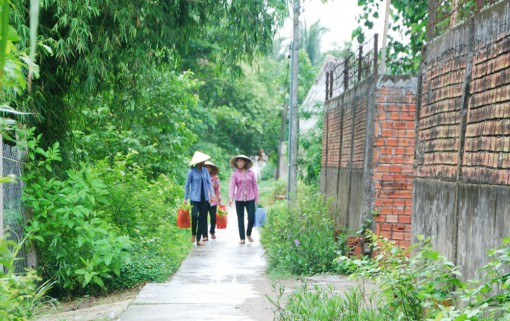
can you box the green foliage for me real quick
[353,0,428,75]
[274,234,510,320]
[0,237,53,321]
[272,282,379,321]
[260,183,341,275]
[70,67,200,181]
[273,282,348,321]
[20,129,132,294]
[84,150,192,291]
[261,162,276,181]
[297,112,323,185]
[300,20,329,66]
[9,0,289,148]
[110,231,190,289]
[190,59,284,157]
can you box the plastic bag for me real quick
[177,207,191,228]
[254,207,267,227]
[216,213,227,229]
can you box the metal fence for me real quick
[325,34,379,101]
[2,142,28,273]
[428,0,504,40]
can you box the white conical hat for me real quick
[230,154,253,169]
[189,151,211,166]
[204,161,219,175]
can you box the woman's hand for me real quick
[228,199,232,206]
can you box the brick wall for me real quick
[413,0,510,280]
[464,27,510,184]
[373,84,416,248]
[321,76,417,247]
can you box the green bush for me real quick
[261,162,275,181]
[260,184,341,275]
[328,234,510,321]
[21,131,131,295]
[274,235,510,320]
[92,154,192,290]
[0,237,53,321]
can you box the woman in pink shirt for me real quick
[228,155,259,244]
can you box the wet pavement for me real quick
[118,208,271,321]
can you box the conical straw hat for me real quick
[204,161,219,175]
[189,151,211,166]
[230,154,253,169]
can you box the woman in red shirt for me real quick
[228,155,259,244]
[204,161,221,240]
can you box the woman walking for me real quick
[184,151,215,246]
[204,161,221,240]
[228,155,259,244]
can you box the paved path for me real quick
[118,208,272,321]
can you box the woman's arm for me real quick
[184,169,192,201]
[229,171,237,205]
[252,171,259,203]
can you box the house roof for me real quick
[300,55,339,133]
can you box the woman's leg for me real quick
[197,201,209,242]
[202,203,210,240]
[246,200,256,241]
[235,201,246,241]
[209,205,217,237]
[191,201,200,242]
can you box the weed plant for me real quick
[0,237,54,321]
[274,232,510,320]
[260,183,341,275]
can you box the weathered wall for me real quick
[373,77,417,248]
[414,0,510,280]
[321,75,417,245]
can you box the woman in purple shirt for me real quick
[184,151,215,246]
[228,155,259,244]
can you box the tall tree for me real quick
[300,19,329,66]
[10,0,289,149]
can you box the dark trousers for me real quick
[204,204,217,238]
[191,201,208,241]
[235,200,255,240]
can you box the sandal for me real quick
[239,240,246,244]
[211,234,216,240]
[203,237,209,242]
[247,236,254,243]
[197,241,205,246]
[191,236,196,243]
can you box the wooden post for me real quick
[325,71,330,100]
[358,45,363,81]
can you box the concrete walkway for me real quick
[118,208,272,321]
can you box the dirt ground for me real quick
[34,285,143,321]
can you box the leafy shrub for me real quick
[21,130,131,295]
[261,162,275,181]
[91,154,192,290]
[109,230,190,289]
[260,184,341,275]
[0,237,53,321]
[329,234,510,321]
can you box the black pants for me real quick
[204,204,217,238]
[191,200,208,241]
[235,200,255,240]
